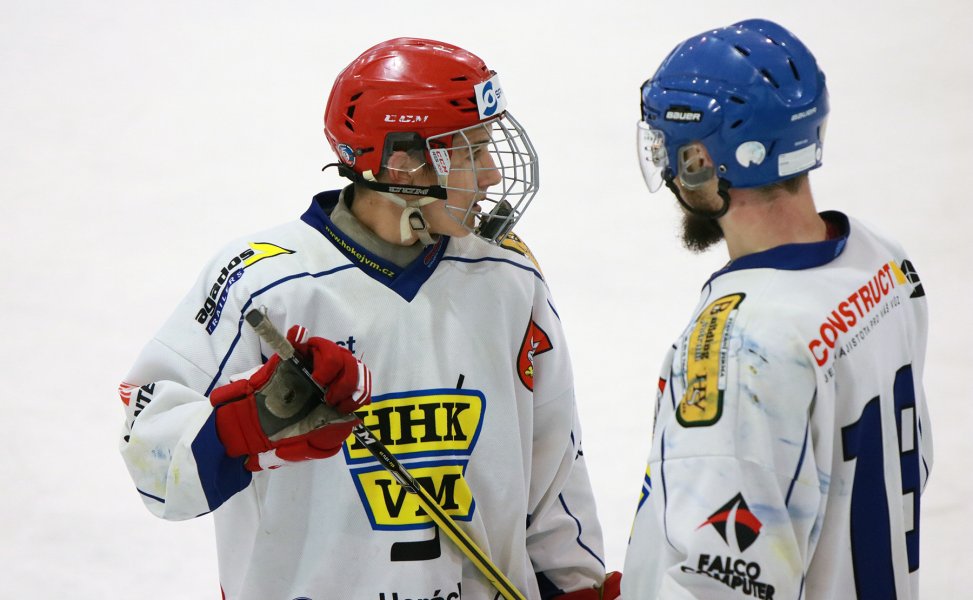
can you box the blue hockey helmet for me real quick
[638,19,829,192]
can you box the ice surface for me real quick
[2,1,969,597]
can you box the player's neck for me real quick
[350,188,421,246]
[721,186,827,261]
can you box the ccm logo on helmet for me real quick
[665,106,703,122]
[384,114,429,123]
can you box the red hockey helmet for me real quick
[325,38,500,176]
[323,38,539,243]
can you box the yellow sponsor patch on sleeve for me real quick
[500,232,543,276]
[677,293,745,427]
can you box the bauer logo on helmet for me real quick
[790,107,818,122]
[665,106,703,122]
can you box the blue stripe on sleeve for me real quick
[785,417,811,506]
[191,411,252,512]
[558,493,605,568]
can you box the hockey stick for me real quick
[244,309,526,600]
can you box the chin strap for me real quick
[664,174,733,220]
[361,171,439,245]
[325,162,447,245]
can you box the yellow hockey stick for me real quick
[244,309,526,600]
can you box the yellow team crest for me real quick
[343,389,485,530]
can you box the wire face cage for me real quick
[426,112,539,244]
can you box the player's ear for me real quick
[384,151,419,184]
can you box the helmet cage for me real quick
[324,38,539,244]
[425,112,539,244]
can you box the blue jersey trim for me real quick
[302,192,543,298]
[535,571,565,599]
[706,211,850,287]
[919,416,931,491]
[558,493,606,568]
[637,470,652,513]
[441,255,543,281]
[660,428,674,549]
[204,265,357,394]
[785,417,811,506]
[191,411,252,512]
[137,488,166,504]
[301,190,450,301]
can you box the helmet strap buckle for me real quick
[403,207,435,246]
[666,174,732,220]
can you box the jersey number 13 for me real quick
[841,364,921,599]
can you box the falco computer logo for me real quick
[698,493,763,552]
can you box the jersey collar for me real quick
[707,210,850,285]
[301,190,450,301]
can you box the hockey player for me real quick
[623,19,932,600]
[119,38,619,600]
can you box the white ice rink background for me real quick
[1,1,970,597]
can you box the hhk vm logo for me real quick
[343,389,486,531]
[698,493,763,552]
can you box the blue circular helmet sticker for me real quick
[337,143,356,166]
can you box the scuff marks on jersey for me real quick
[677,293,744,427]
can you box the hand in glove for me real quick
[210,325,372,471]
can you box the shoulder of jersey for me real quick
[497,231,544,277]
[203,223,306,280]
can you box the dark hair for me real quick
[754,173,807,196]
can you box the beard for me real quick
[681,212,724,253]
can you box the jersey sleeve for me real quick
[521,277,608,595]
[118,245,266,521]
[624,294,824,599]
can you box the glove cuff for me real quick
[556,571,622,600]
[213,393,273,457]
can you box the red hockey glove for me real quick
[556,572,622,600]
[210,325,372,471]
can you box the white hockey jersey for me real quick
[119,190,607,600]
[623,212,932,600]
